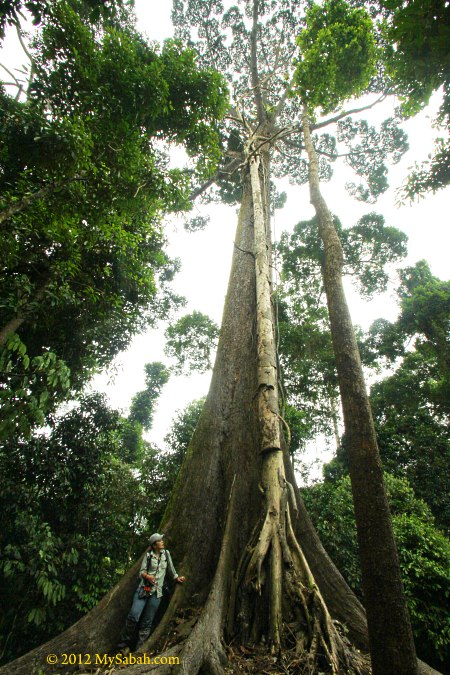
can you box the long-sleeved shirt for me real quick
[138,549,178,599]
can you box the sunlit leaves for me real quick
[0,1,227,435]
[293,0,377,114]
[0,333,71,440]
[377,0,450,198]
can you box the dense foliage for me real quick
[367,262,450,529]
[276,212,408,444]
[0,394,149,663]
[164,312,220,374]
[293,0,376,113]
[302,474,450,671]
[0,381,202,665]
[0,0,227,439]
[379,0,450,199]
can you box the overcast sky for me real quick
[1,2,449,474]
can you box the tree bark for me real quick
[302,108,418,675]
[0,315,26,347]
[0,183,56,226]
[2,142,441,675]
[249,150,281,453]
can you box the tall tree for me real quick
[164,311,219,374]
[295,2,416,670]
[0,0,227,438]
[276,211,408,451]
[361,261,450,529]
[2,2,440,674]
[303,474,450,672]
[129,362,170,433]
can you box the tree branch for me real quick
[0,63,25,100]
[0,280,49,347]
[311,94,388,131]
[249,127,293,161]
[281,136,383,162]
[188,157,243,202]
[15,21,35,67]
[0,175,86,226]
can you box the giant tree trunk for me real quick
[301,109,418,675]
[1,144,440,675]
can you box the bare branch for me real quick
[0,63,23,88]
[311,94,388,131]
[249,126,293,161]
[188,176,217,202]
[281,135,383,162]
[188,157,243,202]
[15,22,35,67]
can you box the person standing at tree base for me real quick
[117,533,185,653]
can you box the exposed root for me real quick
[224,641,371,674]
[128,462,367,675]
[237,472,366,674]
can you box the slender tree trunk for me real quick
[302,108,418,675]
[329,395,341,452]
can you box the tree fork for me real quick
[301,108,418,675]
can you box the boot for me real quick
[135,626,152,652]
[117,616,137,650]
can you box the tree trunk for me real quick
[2,143,440,675]
[0,315,26,347]
[329,395,341,452]
[0,282,48,347]
[301,109,418,675]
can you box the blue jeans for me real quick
[129,590,161,632]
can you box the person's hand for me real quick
[145,574,156,583]
[176,576,185,583]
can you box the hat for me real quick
[148,532,164,546]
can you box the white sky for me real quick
[1,2,449,474]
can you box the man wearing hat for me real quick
[117,533,185,653]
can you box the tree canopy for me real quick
[0,0,228,439]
